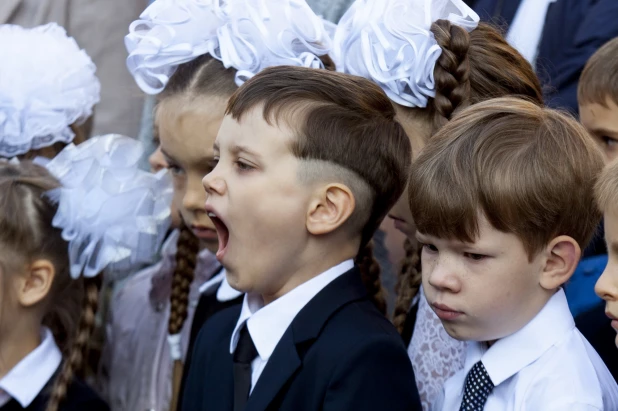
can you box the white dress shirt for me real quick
[0,327,62,407]
[230,259,354,392]
[198,268,244,302]
[507,0,558,65]
[435,289,618,411]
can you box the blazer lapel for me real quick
[0,0,22,24]
[245,268,367,411]
[244,331,301,411]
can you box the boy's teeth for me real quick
[208,212,216,217]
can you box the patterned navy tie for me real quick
[459,361,494,411]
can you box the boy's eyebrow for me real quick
[590,126,618,136]
[231,144,261,159]
[612,242,618,255]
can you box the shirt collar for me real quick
[467,288,575,386]
[0,328,61,408]
[198,269,244,302]
[229,259,354,361]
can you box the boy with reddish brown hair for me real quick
[182,66,421,410]
[409,97,618,410]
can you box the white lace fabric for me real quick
[0,23,100,157]
[38,134,172,279]
[332,0,478,108]
[408,287,466,410]
[126,0,333,95]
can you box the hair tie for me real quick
[0,23,100,157]
[39,134,173,279]
[332,0,479,108]
[126,0,333,94]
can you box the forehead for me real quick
[580,98,618,130]
[157,96,228,163]
[421,212,524,252]
[216,106,295,157]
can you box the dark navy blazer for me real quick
[181,267,422,411]
[470,0,618,114]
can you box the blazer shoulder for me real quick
[42,377,109,411]
[326,299,404,342]
[192,304,241,356]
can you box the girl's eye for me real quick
[420,243,438,253]
[464,252,487,261]
[601,136,618,148]
[167,164,185,176]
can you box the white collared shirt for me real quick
[0,327,62,408]
[198,268,244,302]
[507,0,558,65]
[230,259,354,392]
[435,289,618,411]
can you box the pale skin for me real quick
[579,96,618,164]
[387,105,432,239]
[0,259,55,379]
[156,96,229,254]
[416,213,580,343]
[595,209,618,347]
[203,106,360,305]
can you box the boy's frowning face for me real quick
[203,107,314,297]
[417,214,551,343]
[595,211,618,348]
[579,97,618,164]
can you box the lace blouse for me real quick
[407,287,466,410]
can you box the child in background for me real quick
[409,97,618,410]
[332,0,543,407]
[0,23,99,160]
[595,159,618,349]
[100,1,338,410]
[579,37,618,164]
[0,134,168,411]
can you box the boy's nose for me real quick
[595,264,618,302]
[426,257,462,294]
[203,167,225,196]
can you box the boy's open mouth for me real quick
[207,211,229,259]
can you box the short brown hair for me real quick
[595,159,618,214]
[578,37,618,108]
[226,65,411,246]
[409,97,604,258]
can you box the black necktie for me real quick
[233,324,258,411]
[459,361,494,411]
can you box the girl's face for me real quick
[156,96,229,254]
[388,106,432,237]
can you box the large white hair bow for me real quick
[126,0,333,94]
[332,0,479,108]
[39,135,173,279]
[0,23,100,158]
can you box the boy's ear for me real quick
[15,259,55,307]
[539,236,580,290]
[306,183,355,236]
